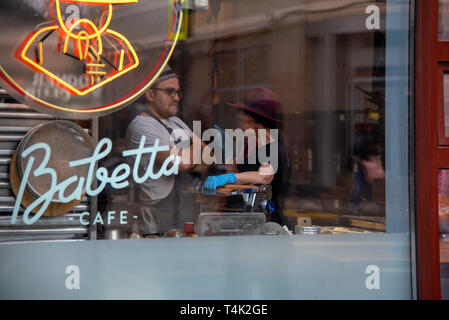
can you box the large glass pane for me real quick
[100,3,391,237]
[0,0,413,299]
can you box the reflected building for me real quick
[159,0,389,222]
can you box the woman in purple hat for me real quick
[203,86,290,227]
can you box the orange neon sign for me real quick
[16,0,140,96]
[0,0,183,118]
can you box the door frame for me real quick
[415,0,446,300]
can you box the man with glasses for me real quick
[125,65,210,237]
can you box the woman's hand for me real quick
[203,173,237,190]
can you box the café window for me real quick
[0,0,413,299]
[97,1,396,238]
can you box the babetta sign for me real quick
[12,137,181,225]
[0,0,184,119]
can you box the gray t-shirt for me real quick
[125,114,193,202]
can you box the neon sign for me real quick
[0,0,184,119]
[16,0,139,96]
[12,137,181,225]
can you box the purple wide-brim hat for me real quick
[227,86,280,122]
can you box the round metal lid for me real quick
[17,120,95,202]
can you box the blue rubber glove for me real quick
[203,173,237,190]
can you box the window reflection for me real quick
[98,0,388,238]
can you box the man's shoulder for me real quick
[169,116,187,124]
[128,115,161,130]
[168,116,190,130]
[126,116,171,142]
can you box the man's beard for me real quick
[168,105,178,115]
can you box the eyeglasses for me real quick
[152,87,182,99]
